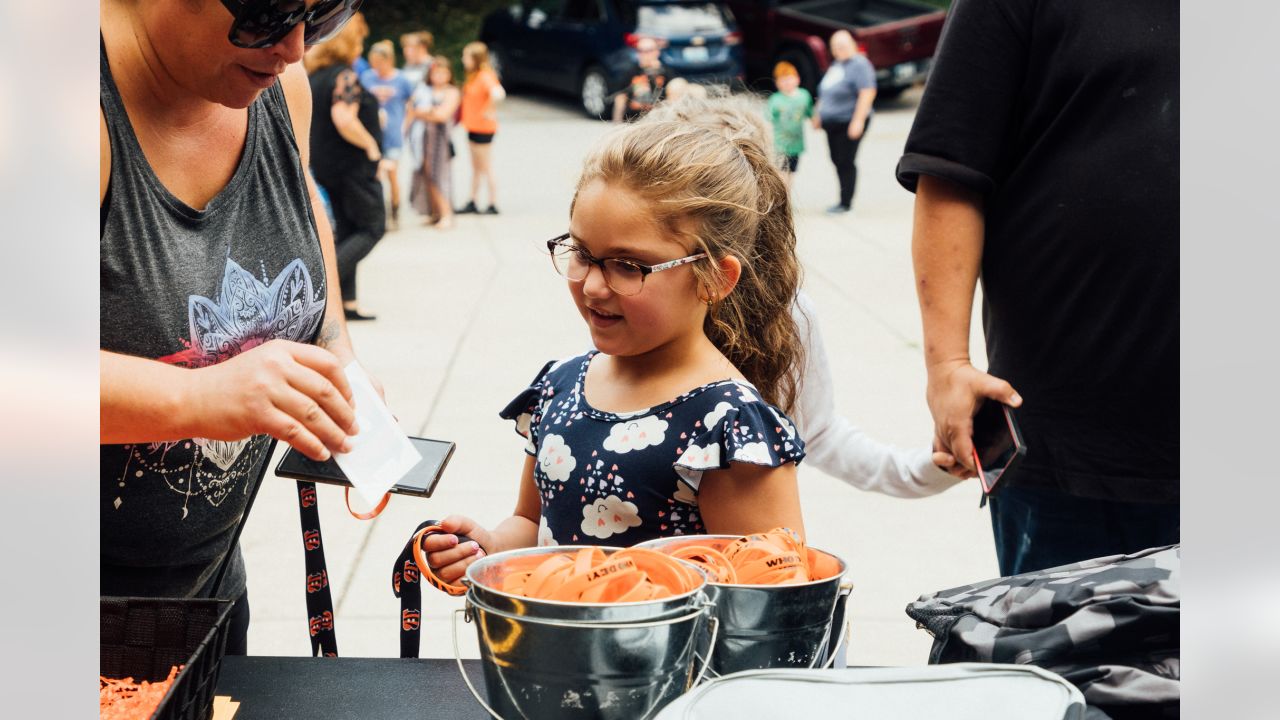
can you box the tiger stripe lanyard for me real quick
[393,522,470,658]
[296,483,392,657]
[296,481,338,657]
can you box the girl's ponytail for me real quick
[704,137,803,413]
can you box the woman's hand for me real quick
[186,339,357,461]
[419,515,492,583]
[366,144,382,163]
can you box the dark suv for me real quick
[481,0,745,117]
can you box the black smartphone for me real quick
[970,401,1026,494]
[274,436,456,498]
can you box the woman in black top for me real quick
[304,14,385,321]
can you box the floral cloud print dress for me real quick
[500,351,806,546]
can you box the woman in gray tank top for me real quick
[100,0,377,654]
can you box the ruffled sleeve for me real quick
[499,360,555,455]
[673,396,806,491]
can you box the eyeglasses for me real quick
[221,0,363,50]
[547,234,707,296]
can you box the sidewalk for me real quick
[241,88,997,665]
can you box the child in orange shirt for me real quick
[457,42,505,215]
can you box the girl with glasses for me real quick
[420,120,809,580]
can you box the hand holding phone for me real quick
[970,401,1026,494]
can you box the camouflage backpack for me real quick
[906,545,1179,719]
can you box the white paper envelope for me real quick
[332,361,421,506]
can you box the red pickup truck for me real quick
[727,0,948,98]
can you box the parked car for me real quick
[480,0,746,117]
[726,0,948,98]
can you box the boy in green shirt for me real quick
[767,61,814,190]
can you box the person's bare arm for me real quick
[849,88,876,139]
[912,174,1021,473]
[422,88,460,123]
[699,462,805,540]
[612,93,626,123]
[101,343,356,460]
[421,455,542,581]
[101,109,111,204]
[321,68,381,162]
[331,102,381,161]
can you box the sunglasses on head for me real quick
[221,0,364,50]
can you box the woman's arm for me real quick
[324,68,381,161]
[101,343,356,460]
[849,88,876,139]
[699,462,805,540]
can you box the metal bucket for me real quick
[637,535,852,676]
[453,546,719,720]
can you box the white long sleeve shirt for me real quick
[790,291,962,498]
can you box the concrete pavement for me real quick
[240,86,998,666]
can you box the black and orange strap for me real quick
[392,521,476,658]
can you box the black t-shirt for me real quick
[896,0,1178,502]
[308,64,382,184]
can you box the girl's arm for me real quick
[791,292,964,496]
[699,462,805,540]
[423,87,460,123]
[422,455,541,581]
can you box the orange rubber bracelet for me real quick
[497,547,698,602]
[344,486,390,520]
[410,525,469,596]
[655,527,828,586]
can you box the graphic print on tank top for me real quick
[110,256,325,518]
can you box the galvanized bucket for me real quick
[637,535,852,677]
[452,546,719,720]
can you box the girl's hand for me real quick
[420,514,491,582]
[932,446,974,479]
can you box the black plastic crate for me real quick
[100,597,233,720]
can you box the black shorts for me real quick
[782,154,800,173]
[468,132,495,144]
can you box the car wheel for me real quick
[580,66,609,119]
